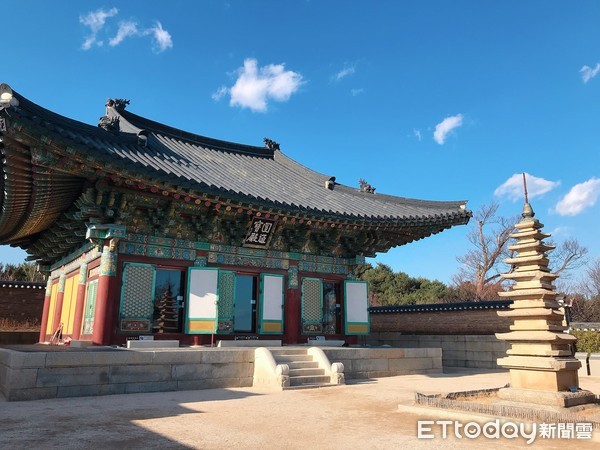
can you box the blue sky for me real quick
[1,1,599,284]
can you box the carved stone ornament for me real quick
[263,138,280,151]
[359,178,376,194]
[106,98,130,110]
[98,115,120,133]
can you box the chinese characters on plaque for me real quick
[243,217,276,248]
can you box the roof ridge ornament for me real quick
[98,115,120,133]
[325,176,336,190]
[263,137,280,151]
[359,178,376,194]
[106,98,130,111]
[0,83,19,110]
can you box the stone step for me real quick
[284,383,338,391]
[286,361,319,369]
[274,354,314,362]
[290,375,331,386]
[270,348,308,356]
[289,368,325,377]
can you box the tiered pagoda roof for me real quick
[0,83,471,264]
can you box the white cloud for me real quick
[147,22,173,53]
[351,88,364,96]
[215,58,303,112]
[580,63,600,83]
[212,86,228,101]
[332,65,356,82]
[555,178,600,216]
[413,128,422,141]
[433,114,463,144]
[547,226,572,238]
[80,9,172,53]
[494,173,560,202]
[109,21,139,47]
[80,7,118,50]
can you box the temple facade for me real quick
[0,83,471,345]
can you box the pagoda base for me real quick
[498,387,596,408]
[507,367,579,391]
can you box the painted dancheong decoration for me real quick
[495,174,595,407]
[0,83,471,346]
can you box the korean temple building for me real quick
[0,83,471,346]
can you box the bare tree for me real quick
[454,202,518,300]
[453,202,588,301]
[548,238,588,277]
[580,258,600,300]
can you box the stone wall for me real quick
[0,347,254,401]
[367,333,509,369]
[323,347,441,378]
[0,346,443,401]
[0,282,45,325]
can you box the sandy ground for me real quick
[1,368,599,449]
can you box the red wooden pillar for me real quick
[92,243,118,345]
[51,272,66,333]
[38,278,53,343]
[283,264,300,344]
[71,262,88,340]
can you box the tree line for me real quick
[0,262,46,283]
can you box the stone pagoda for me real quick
[495,188,594,407]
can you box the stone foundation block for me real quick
[110,364,172,383]
[126,340,179,349]
[45,350,153,367]
[6,387,57,401]
[6,368,38,389]
[37,366,110,387]
[201,349,252,364]
[150,351,204,365]
[57,384,126,398]
[125,381,178,394]
[351,358,388,372]
[389,357,433,371]
[8,351,47,369]
[403,348,431,358]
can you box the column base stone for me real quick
[498,387,596,408]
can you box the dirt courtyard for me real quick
[1,368,599,449]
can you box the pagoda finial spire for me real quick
[521,172,534,219]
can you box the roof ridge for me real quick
[115,107,274,157]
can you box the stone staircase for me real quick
[270,348,335,389]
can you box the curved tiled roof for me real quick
[0,84,471,258]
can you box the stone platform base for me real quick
[307,339,345,347]
[0,345,441,401]
[217,340,282,347]
[412,386,600,428]
[126,340,179,349]
[498,387,597,408]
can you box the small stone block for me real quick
[69,340,93,348]
[126,340,179,349]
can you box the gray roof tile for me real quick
[7,88,471,227]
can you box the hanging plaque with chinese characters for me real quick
[243,217,277,248]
